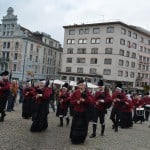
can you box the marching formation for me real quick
[0,70,150,145]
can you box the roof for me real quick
[63,21,150,37]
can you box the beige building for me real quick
[0,7,62,81]
[60,21,150,89]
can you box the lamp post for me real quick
[22,40,28,81]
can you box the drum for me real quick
[136,107,144,116]
[144,105,150,112]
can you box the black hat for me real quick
[116,81,122,89]
[0,71,9,76]
[77,79,84,85]
[26,80,31,83]
[62,82,69,89]
[98,80,104,86]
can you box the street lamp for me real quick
[22,39,28,81]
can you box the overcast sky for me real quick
[0,0,149,44]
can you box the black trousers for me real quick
[0,97,7,118]
[110,107,121,129]
[93,108,106,125]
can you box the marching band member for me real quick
[57,82,70,127]
[90,80,112,138]
[69,79,94,144]
[30,79,52,132]
[143,93,150,121]
[22,80,35,119]
[0,71,10,122]
[132,94,145,123]
[110,82,127,132]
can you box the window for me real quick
[90,58,97,64]
[7,42,10,48]
[105,48,112,54]
[91,48,98,54]
[143,57,146,62]
[76,58,85,63]
[139,55,142,61]
[148,49,150,54]
[66,58,72,63]
[93,28,100,34]
[90,68,97,74]
[144,47,147,53]
[14,53,18,60]
[118,70,123,76]
[69,29,75,35]
[127,41,131,48]
[119,60,124,66]
[126,51,130,57]
[121,28,126,34]
[13,64,17,71]
[15,42,19,49]
[120,39,125,45]
[147,57,149,63]
[91,38,100,44]
[119,49,124,56]
[77,68,83,73]
[85,28,89,34]
[104,58,112,64]
[35,56,38,62]
[78,39,87,44]
[66,67,71,72]
[103,69,111,75]
[77,48,86,54]
[140,37,144,43]
[131,62,135,68]
[148,40,150,45]
[36,48,39,53]
[106,38,113,44]
[30,55,32,61]
[67,48,73,54]
[132,43,137,49]
[139,64,141,70]
[128,31,131,37]
[30,44,33,51]
[132,53,136,59]
[125,61,129,67]
[140,46,143,51]
[125,71,128,77]
[69,76,75,81]
[3,42,6,48]
[79,29,84,35]
[79,28,89,34]
[67,39,75,44]
[133,33,137,39]
[107,27,114,33]
[130,72,135,78]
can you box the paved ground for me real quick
[0,103,150,150]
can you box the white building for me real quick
[0,7,62,81]
[60,21,150,89]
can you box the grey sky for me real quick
[0,0,149,44]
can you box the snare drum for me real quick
[136,107,144,116]
[144,105,150,112]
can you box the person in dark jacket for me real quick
[0,71,10,122]
[90,80,112,138]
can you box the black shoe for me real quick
[115,127,118,132]
[0,117,4,122]
[66,118,70,126]
[89,133,96,138]
[112,124,115,129]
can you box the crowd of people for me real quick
[0,70,150,145]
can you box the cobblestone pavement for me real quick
[0,103,150,150]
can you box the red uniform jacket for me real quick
[70,89,94,112]
[23,87,35,99]
[112,91,127,109]
[33,87,52,104]
[142,96,150,105]
[0,80,10,98]
[94,91,112,110]
[59,91,70,109]
[121,99,133,112]
[132,98,144,108]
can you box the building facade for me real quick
[0,7,62,81]
[60,21,150,89]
